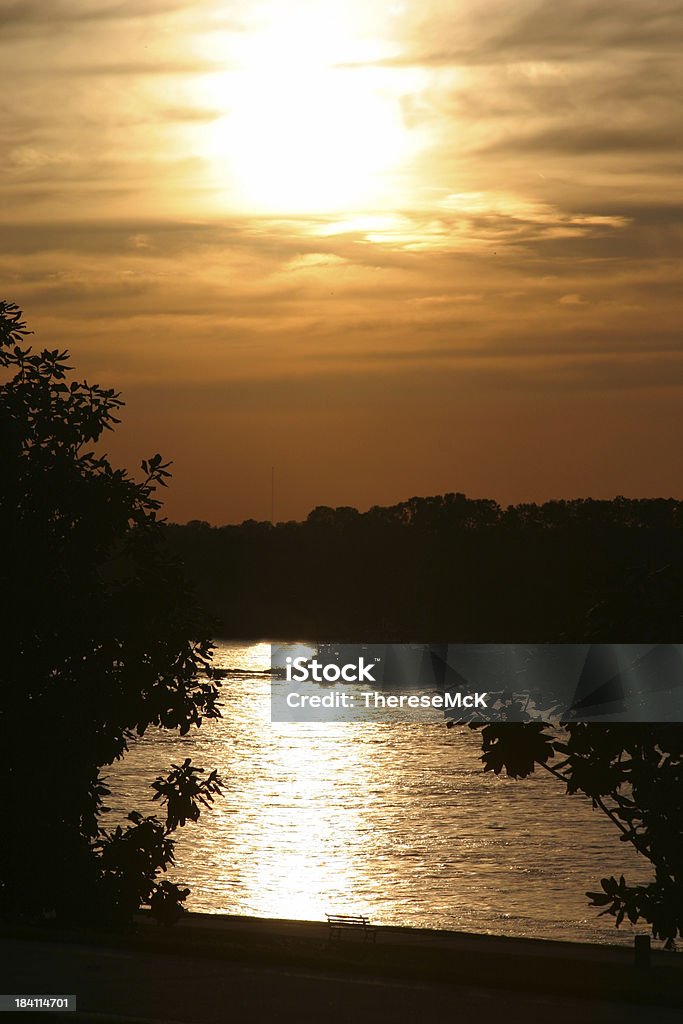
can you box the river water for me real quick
[104,641,646,945]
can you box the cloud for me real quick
[1,0,680,519]
[3,207,679,386]
[54,60,219,77]
[7,146,78,170]
[0,0,189,30]
[157,106,223,123]
[490,0,683,58]
[352,0,683,69]
[480,126,682,157]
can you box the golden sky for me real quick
[2,0,682,522]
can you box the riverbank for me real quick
[3,910,682,1015]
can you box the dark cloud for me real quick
[480,126,681,157]
[357,0,683,68]
[0,0,189,30]
[490,0,683,58]
[110,346,683,397]
[0,202,635,265]
[47,60,221,77]
[0,218,306,258]
[3,189,679,273]
[303,320,683,366]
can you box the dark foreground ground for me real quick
[2,913,682,1023]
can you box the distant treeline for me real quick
[164,494,683,641]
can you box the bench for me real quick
[326,913,377,942]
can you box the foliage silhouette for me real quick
[469,720,683,946]
[0,300,222,925]
[165,495,682,642]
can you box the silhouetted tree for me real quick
[470,720,683,945]
[163,488,682,640]
[0,301,222,925]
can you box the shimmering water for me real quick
[105,641,646,944]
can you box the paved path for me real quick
[1,937,680,1024]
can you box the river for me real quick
[104,640,646,944]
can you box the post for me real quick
[271,465,275,524]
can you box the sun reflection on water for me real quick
[105,641,646,943]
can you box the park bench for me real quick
[326,913,377,942]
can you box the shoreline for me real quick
[4,909,682,1009]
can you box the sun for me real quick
[224,67,407,214]
[201,5,411,214]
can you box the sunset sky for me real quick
[2,0,682,523]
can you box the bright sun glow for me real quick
[201,5,412,214]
